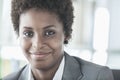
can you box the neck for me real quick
[32,69,56,80]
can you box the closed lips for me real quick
[32,52,51,59]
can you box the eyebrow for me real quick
[23,26,33,30]
[23,25,56,30]
[43,25,56,30]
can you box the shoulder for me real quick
[65,53,114,80]
[74,56,104,69]
[73,56,114,80]
[2,65,28,80]
[65,52,106,70]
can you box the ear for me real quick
[64,35,71,44]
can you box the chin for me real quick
[31,61,52,71]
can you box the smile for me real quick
[31,52,51,60]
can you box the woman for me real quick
[3,0,114,80]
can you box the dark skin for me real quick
[19,9,67,80]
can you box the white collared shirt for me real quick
[28,56,65,80]
[53,56,65,80]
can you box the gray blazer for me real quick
[3,53,114,80]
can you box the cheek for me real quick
[19,38,31,52]
[50,34,65,52]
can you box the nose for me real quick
[32,34,45,50]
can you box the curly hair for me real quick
[11,0,74,44]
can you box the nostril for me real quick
[32,41,46,50]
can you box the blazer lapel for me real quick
[18,65,29,80]
[62,53,83,80]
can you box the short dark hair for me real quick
[11,0,74,44]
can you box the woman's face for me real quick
[19,9,65,70]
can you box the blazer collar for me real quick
[62,52,83,80]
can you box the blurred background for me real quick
[0,0,120,78]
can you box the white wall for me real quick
[107,0,120,69]
[108,0,120,50]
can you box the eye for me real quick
[23,31,34,38]
[44,30,55,37]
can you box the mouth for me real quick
[31,52,51,60]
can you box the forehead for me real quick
[19,9,63,29]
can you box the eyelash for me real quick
[23,31,34,38]
[23,30,56,38]
[44,30,56,37]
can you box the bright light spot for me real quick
[92,51,108,65]
[92,7,110,65]
[93,7,110,50]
